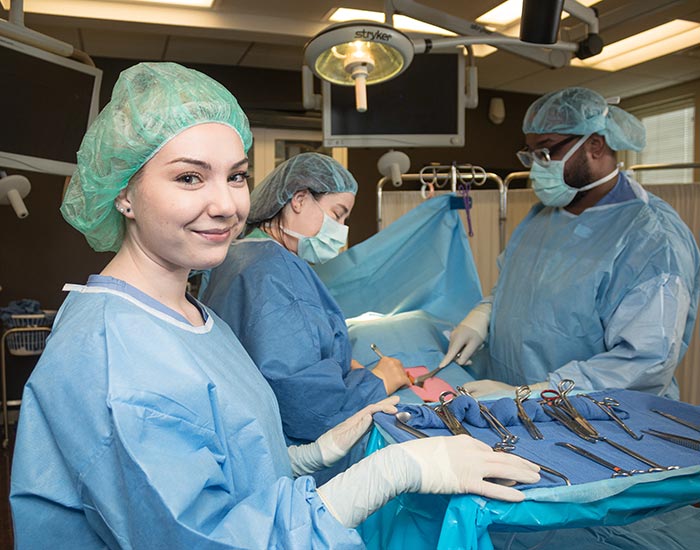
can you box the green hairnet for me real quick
[523,87,645,152]
[248,152,358,224]
[61,62,252,252]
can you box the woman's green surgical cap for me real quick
[248,152,358,224]
[61,62,252,252]
[523,87,645,152]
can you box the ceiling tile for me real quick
[81,28,167,60]
[164,35,251,66]
[26,23,82,49]
[237,42,304,70]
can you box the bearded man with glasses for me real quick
[439,86,700,402]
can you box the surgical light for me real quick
[304,21,414,113]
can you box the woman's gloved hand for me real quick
[440,302,492,368]
[372,356,412,394]
[288,396,400,476]
[317,434,540,528]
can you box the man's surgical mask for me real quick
[283,199,349,264]
[530,134,618,207]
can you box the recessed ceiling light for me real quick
[130,0,215,7]
[477,0,602,29]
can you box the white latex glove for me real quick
[440,302,492,368]
[460,380,549,399]
[288,396,400,477]
[317,434,540,529]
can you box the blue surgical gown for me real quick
[201,233,387,450]
[10,281,362,549]
[484,174,700,398]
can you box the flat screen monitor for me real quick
[322,53,464,148]
[0,35,102,176]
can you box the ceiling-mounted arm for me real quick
[389,0,601,67]
[562,0,603,59]
[563,0,599,34]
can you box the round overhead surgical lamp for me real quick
[304,21,414,112]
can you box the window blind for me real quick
[627,99,696,184]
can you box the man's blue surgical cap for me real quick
[61,62,252,252]
[248,152,358,224]
[523,87,645,152]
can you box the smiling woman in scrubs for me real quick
[201,153,412,479]
[9,62,539,549]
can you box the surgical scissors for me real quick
[541,379,598,438]
[515,385,544,440]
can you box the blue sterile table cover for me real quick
[314,194,700,548]
[362,389,700,550]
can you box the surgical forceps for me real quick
[577,394,643,440]
[457,385,518,444]
[515,386,544,440]
[651,409,700,433]
[643,428,700,451]
[430,391,472,436]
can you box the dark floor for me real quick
[1,423,15,549]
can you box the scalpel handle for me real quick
[555,442,632,476]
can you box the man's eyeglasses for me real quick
[516,135,580,168]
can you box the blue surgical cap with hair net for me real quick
[248,152,358,224]
[523,87,645,152]
[61,62,252,252]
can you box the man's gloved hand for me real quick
[317,434,540,528]
[288,396,400,477]
[440,302,492,368]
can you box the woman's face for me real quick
[292,191,356,238]
[120,123,249,272]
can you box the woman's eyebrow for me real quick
[166,157,249,170]
[167,157,211,170]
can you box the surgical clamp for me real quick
[457,385,518,444]
[555,442,637,477]
[577,394,643,440]
[431,391,472,436]
[515,385,544,440]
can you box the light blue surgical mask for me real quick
[283,199,349,264]
[530,134,618,207]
